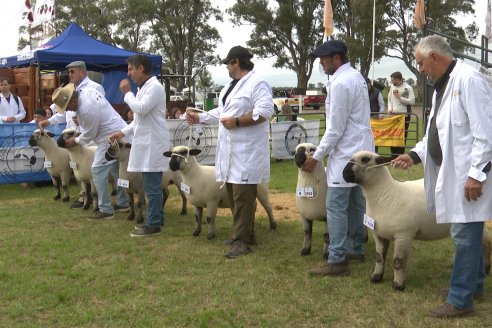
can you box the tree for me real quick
[145,0,223,90]
[376,77,388,88]
[196,67,214,100]
[228,0,324,89]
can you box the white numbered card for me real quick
[363,214,375,230]
[304,187,314,198]
[296,187,305,197]
[43,161,52,168]
[69,161,77,169]
[181,182,190,194]
[117,178,129,188]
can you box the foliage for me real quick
[228,0,324,89]
[195,67,214,100]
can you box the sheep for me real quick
[343,150,492,290]
[294,143,329,258]
[29,129,72,202]
[57,128,97,211]
[105,142,188,223]
[163,146,276,240]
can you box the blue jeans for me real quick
[142,172,163,228]
[448,222,486,310]
[91,161,129,214]
[326,186,366,264]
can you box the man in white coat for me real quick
[393,35,492,318]
[303,40,374,276]
[0,77,26,123]
[109,54,169,237]
[186,46,274,258]
[55,84,130,220]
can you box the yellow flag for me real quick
[370,115,405,147]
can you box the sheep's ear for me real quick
[375,155,392,165]
[190,149,201,156]
[47,131,55,138]
[124,143,131,149]
[163,151,172,158]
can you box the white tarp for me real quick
[271,120,320,159]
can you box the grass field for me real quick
[1,156,491,327]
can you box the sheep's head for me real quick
[343,151,392,184]
[105,142,131,161]
[294,143,317,169]
[57,128,79,148]
[163,146,201,172]
[29,129,55,147]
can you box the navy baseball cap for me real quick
[221,46,253,64]
[310,40,348,58]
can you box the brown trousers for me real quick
[226,183,257,242]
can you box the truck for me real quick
[272,89,303,115]
[289,88,325,110]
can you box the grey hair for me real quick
[415,35,454,59]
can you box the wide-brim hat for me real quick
[52,83,75,114]
[310,39,348,58]
[221,45,253,64]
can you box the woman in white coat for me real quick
[393,35,492,318]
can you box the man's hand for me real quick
[6,116,15,123]
[38,119,50,129]
[64,136,78,148]
[302,157,318,173]
[464,177,483,202]
[108,131,125,143]
[119,79,132,95]
[220,116,236,130]
[186,109,199,125]
[391,154,414,170]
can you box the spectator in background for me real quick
[44,106,53,119]
[365,77,385,153]
[0,77,26,123]
[170,107,181,119]
[29,108,47,124]
[271,103,294,122]
[388,71,415,157]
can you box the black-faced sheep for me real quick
[343,150,492,290]
[294,143,329,258]
[163,146,276,240]
[29,129,72,202]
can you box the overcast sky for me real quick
[0,0,488,88]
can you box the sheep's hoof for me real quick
[207,232,216,240]
[127,214,135,221]
[180,209,187,215]
[53,194,61,200]
[192,230,201,237]
[371,274,383,283]
[111,189,117,196]
[136,216,144,224]
[392,282,405,291]
[300,247,311,256]
[62,196,69,202]
[323,251,328,260]
[269,220,277,230]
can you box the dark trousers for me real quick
[390,115,410,157]
[226,183,257,242]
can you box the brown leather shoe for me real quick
[428,302,474,318]
[347,254,365,263]
[309,260,350,276]
[225,241,251,259]
[435,288,484,301]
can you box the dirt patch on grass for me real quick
[167,191,299,221]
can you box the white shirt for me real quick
[199,70,274,184]
[74,88,128,167]
[77,76,105,95]
[412,60,492,224]
[121,76,169,172]
[313,63,375,187]
[388,82,415,113]
[0,93,26,123]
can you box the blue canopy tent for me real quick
[0,22,162,103]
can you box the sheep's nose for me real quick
[169,157,180,171]
[342,163,356,183]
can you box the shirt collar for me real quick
[435,60,457,92]
[139,75,152,88]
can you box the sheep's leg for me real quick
[61,173,70,202]
[126,192,135,221]
[392,236,413,291]
[136,192,145,224]
[193,206,203,237]
[300,217,313,256]
[257,193,276,230]
[177,185,188,215]
[371,234,390,284]
[162,186,169,209]
[482,229,491,275]
[52,176,61,200]
[82,183,92,210]
[206,204,218,240]
[323,221,330,260]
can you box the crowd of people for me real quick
[1,35,491,318]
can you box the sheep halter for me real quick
[186,107,231,189]
[106,137,120,159]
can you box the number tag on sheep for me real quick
[43,161,52,168]
[69,161,77,169]
[117,178,129,189]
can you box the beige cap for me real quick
[52,83,75,114]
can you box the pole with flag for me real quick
[413,0,426,30]
[323,0,333,42]
[486,0,492,43]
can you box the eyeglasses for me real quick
[68,69,76,74]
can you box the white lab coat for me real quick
[74,88,128,167]
[200,70,274,184]
[77,76,105,95]
[313,63,374,187]
[412,60,492,224]
[388,81,415,113]
[121,76,169,172]
[0,93,26,122]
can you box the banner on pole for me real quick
[370,115,405,147]
[271,120,320,159]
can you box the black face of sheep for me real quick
[294,144,317,169]
[343,151,392,184]
[163,147,201,172]
[28,130,54,147]
[57,130,77,148]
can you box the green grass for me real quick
[0,159,490,327]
